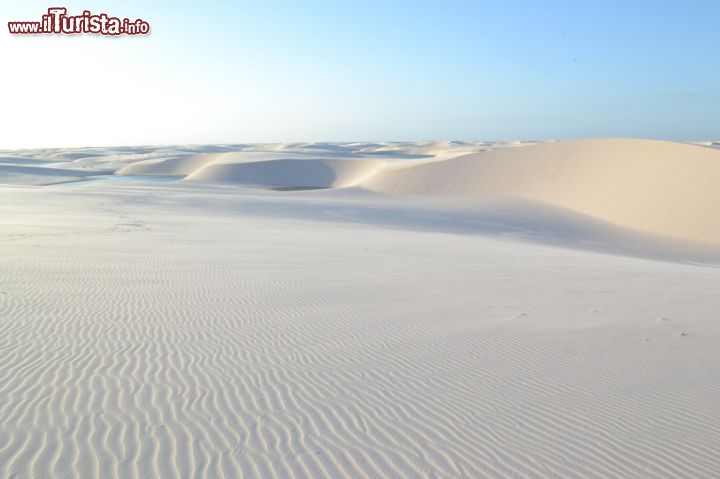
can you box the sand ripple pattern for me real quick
[1,211,720,478]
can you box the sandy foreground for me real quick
[1,140,720,478]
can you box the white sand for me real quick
[1,140,720,478]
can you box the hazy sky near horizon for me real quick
[1,0,718,148]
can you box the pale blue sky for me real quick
[1,0,718,147]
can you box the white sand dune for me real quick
[112,141,486,183]
[185,157,386,188]
[0,164,93,185]
[115,153,222,177]
[1,140,720,478]
[121,138,720,247]
[363,139,720,246]
[0,155,51,165]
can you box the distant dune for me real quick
[7,139,720,245]
[115,153,221,176]
[186,157,386,188]
[363,139,720,246]
[0,163,89,185]
[115,139,720,246]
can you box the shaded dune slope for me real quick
[186,158,385,188]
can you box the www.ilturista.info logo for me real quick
[8,8,150,35]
